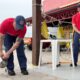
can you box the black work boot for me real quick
[8,70,16,76]
[21,68,29,75]
[70,63,77,67]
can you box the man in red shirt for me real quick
[0,15,28,76]
[71,4,80,67]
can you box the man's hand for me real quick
[2,53,10,60]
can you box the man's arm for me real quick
[6,37,23,56]
[0,33,5,57]
[2,37,23,59]
[72,23,80,34]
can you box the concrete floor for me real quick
[35,49,80,80]
[0,47,80,80]
[26,48,80,80]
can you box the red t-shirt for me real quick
[72,12,80,31]
[0,18,27,38]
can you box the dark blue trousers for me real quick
[4,34,27,71]
[73,32,80,64]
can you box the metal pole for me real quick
[32,0,41,65]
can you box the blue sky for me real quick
[0,0,32,22]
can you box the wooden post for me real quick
[32,0,41,65]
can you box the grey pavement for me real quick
[0,47,80,80]
[0,48,65,80]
